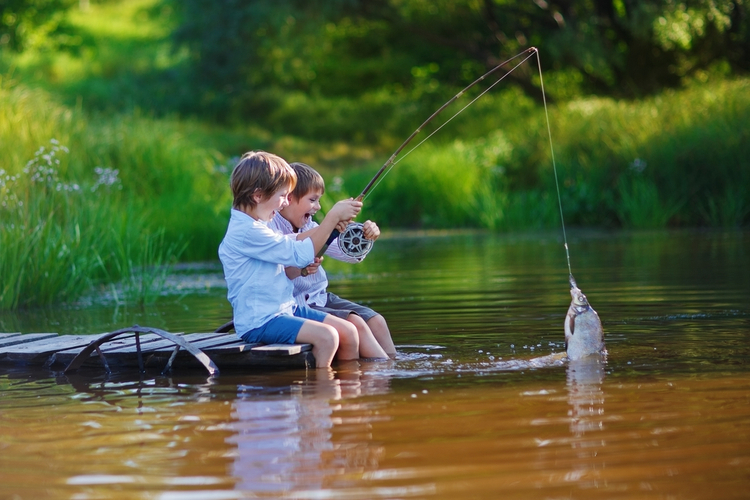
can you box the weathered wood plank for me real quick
[60,342,314,371]
[181,335,248,351]
[0,328,315,372]
[97,333,187,354]
[1,335,92,363]
[51,333,163,365]
[156,346,316,370]
[0,333,58,349]
[53,332,228,366]
[89,332,231,356]
[54,332,228,368]
[251,344,312,356]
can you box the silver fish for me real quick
[565,275,605,360]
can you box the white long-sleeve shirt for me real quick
[268,213,362,309]
[219,209,315,336]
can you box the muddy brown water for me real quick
[1,229,749,499]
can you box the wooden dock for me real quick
[0,326,315,375]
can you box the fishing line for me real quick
[534,49,573,279]
[362,51,537,201]
[319,48,540,259]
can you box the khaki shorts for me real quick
[310,292,378,322]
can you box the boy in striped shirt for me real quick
[268,162,396,357]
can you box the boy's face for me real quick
[253,186,291,222]
[280,189,323,230]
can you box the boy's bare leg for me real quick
[344,314,389,359]
[366,314,396,357]
[322,315,363,360]
[296,321,339,368]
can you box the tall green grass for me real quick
[0,81,229,311]
[0,81,230,260]
[0,138,183,310]
[328,78,750,230]
[2,72,748,312]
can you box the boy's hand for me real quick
[300,257,323,277]
[329,198,362,223]
[362,220,380,240]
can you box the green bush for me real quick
[323,78,750,231]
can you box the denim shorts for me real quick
[310,292,378,322]
[241,306,328,345]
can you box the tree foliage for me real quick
[166,0,748,121]
[0,0,76,51]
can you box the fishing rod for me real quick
[321,47,538,258]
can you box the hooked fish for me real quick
[565,275,605,360]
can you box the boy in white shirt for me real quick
[218,151,387,368]
[268,162,396,357]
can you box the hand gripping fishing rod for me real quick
[318,47,538,259]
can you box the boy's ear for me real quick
[252,189,263,204]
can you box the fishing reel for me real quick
[338,222,374,258]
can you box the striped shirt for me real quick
[268,213,363,309]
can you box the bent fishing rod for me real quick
[319,47,538,258]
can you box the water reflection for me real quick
[565,355,607,489]
[229,365,392,496]
[2,229,750,499]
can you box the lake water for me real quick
[1,229,749,499]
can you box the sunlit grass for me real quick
[0,80,228,310]
[1,0,748,312]
[68,0,173,39]
[0,139,184,310]
[326,78,749,230]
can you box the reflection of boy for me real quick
[268,162,397,357]
[218,151,383,368]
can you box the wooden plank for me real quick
[53,332,213,365]
[162,346,316,370]
[208,349,315,369]
[0,333,59,350]
[50,333,163,365]
[0,328,315,371]
[251,343,312,356]
[95,333,184,354]
[1,335,92,363]
[179,334,247,351]
[51,333,239,371]
[95,332,227,355]
[97,333,163,352]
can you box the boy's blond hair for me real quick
[289,162,325,200]
[230,151,296,210]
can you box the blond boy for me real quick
[218,151,382,368]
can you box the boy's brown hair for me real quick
[230,151,296,210]
[289,162,325,200]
